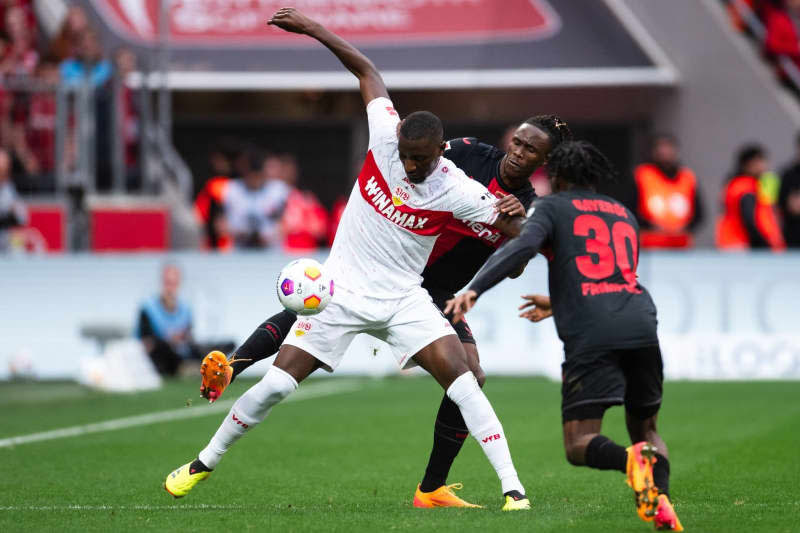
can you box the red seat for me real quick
[90,201,170,252]
[24,202,67,253]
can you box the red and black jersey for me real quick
[469,190,658,358]
[421,137,536,294]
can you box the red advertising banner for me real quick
[93,0,560,46]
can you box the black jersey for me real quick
[469,190,658,358]
[421,137,537,294]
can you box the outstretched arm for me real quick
[269,7,388,106]
[444,213,551,321]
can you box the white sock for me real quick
[446,371,525,495]
[198,366,297,469]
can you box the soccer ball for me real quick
[276,258,334,316]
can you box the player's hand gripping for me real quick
[268,7,318,34]
[494,194,525,217]
[518,294,553,322]
[444,289,479,324]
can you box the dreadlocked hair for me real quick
[546,140,616,189]
[524,114,573,149]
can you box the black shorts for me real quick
[427,287,476,345]
[561,345,663,423]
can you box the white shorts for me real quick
[282,285,456,372]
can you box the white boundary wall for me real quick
[1,251,799,380]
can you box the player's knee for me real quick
[251,366,298,412]
[475,370,486,388]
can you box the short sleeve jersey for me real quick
[526,191,658,357]
[326,98,500,299]
[422,137,536,294]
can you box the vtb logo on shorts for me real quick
[481,433,502,443]
[295,320,312,337]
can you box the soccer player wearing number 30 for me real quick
[164,7,532,510]
[446,142,684,531]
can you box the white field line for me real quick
[0,379,362,449]
[0,504,252,511]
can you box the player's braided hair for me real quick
[524,114,573,151]
[546,140,616,189]
[400,111,444,142]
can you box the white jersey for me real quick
[327,97,499,299]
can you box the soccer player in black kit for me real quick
[446,141,684,530]
[200,116,573,508]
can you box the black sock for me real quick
[231,310,297,379]
[653,453,670,498]
[190,458,212,473]
[419,394,469,492]
[584,435,627,473]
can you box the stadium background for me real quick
[2,0,798,382]
[2,1,799,531]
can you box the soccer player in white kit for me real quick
[165,7,530,511]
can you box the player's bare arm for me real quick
[518,294,552,322]
[268,7,389,105]
[445,215,548,321]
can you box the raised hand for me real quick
[267,7,317,34]
[518,294,552,322]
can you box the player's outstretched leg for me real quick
[164,346,319,498]
[415,343,485,508]
[231,310,298,379]
[201,310,297,403]
[626,412,683,531]
[414,336,528,511]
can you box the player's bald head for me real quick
[399,111,443,144]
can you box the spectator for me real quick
[276,153,328,253]
[48,5,90,62]
[0,0,37,38]
[113,47,140,189]
[195,175,233,251]
[11,57,60,193]
[0,5,38,79]
[60,31,112,88]
[135,263,197,377]
[763,0,800,74]
[717,144,785,250]
[778,132,800,246]
[0,147,27,250]
[633,134,704,248]
[194,139,249,251]
[224,149,290,249]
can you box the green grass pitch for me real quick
[1,376,797,532]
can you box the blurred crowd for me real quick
[194,140,340,254]
[627,134,795,250]
[0,2,139,195]
[185,128,800,255]
[729,0,800,89]
[1,1,799,253]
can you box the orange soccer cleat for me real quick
[654,494,684,531]
[626,441,660,522]
[413,483,482,508]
